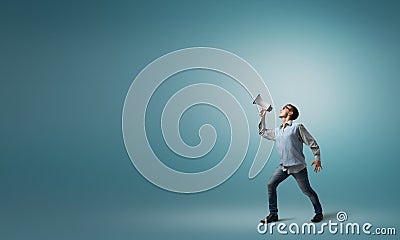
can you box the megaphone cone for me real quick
[253,94,272,112]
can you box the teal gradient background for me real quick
[1,0,399,239]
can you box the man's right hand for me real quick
[259,109,266,117]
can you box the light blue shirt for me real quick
[259,117,321,173]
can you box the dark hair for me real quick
[286,104,299,120]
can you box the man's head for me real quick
[278,104,299,120]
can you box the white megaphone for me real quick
[253,94,273,112]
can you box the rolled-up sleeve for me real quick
[298,124,321,161]
[258,115,275,140]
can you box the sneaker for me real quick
[311,213,323,223]
[260,214,278,224]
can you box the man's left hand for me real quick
[311,160,322,173]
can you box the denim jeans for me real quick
[267,165,322,215]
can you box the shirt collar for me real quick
[280,120,293,129]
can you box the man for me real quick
[259,104,323,223]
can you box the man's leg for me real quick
[292,168,323,214]
[267,165,289,215]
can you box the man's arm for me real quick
[298,124,322,172]
[258,109,275,140]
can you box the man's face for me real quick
[278,105,292,119]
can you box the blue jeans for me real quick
[267,165,322,215]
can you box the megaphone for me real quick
[253,94,273,112]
